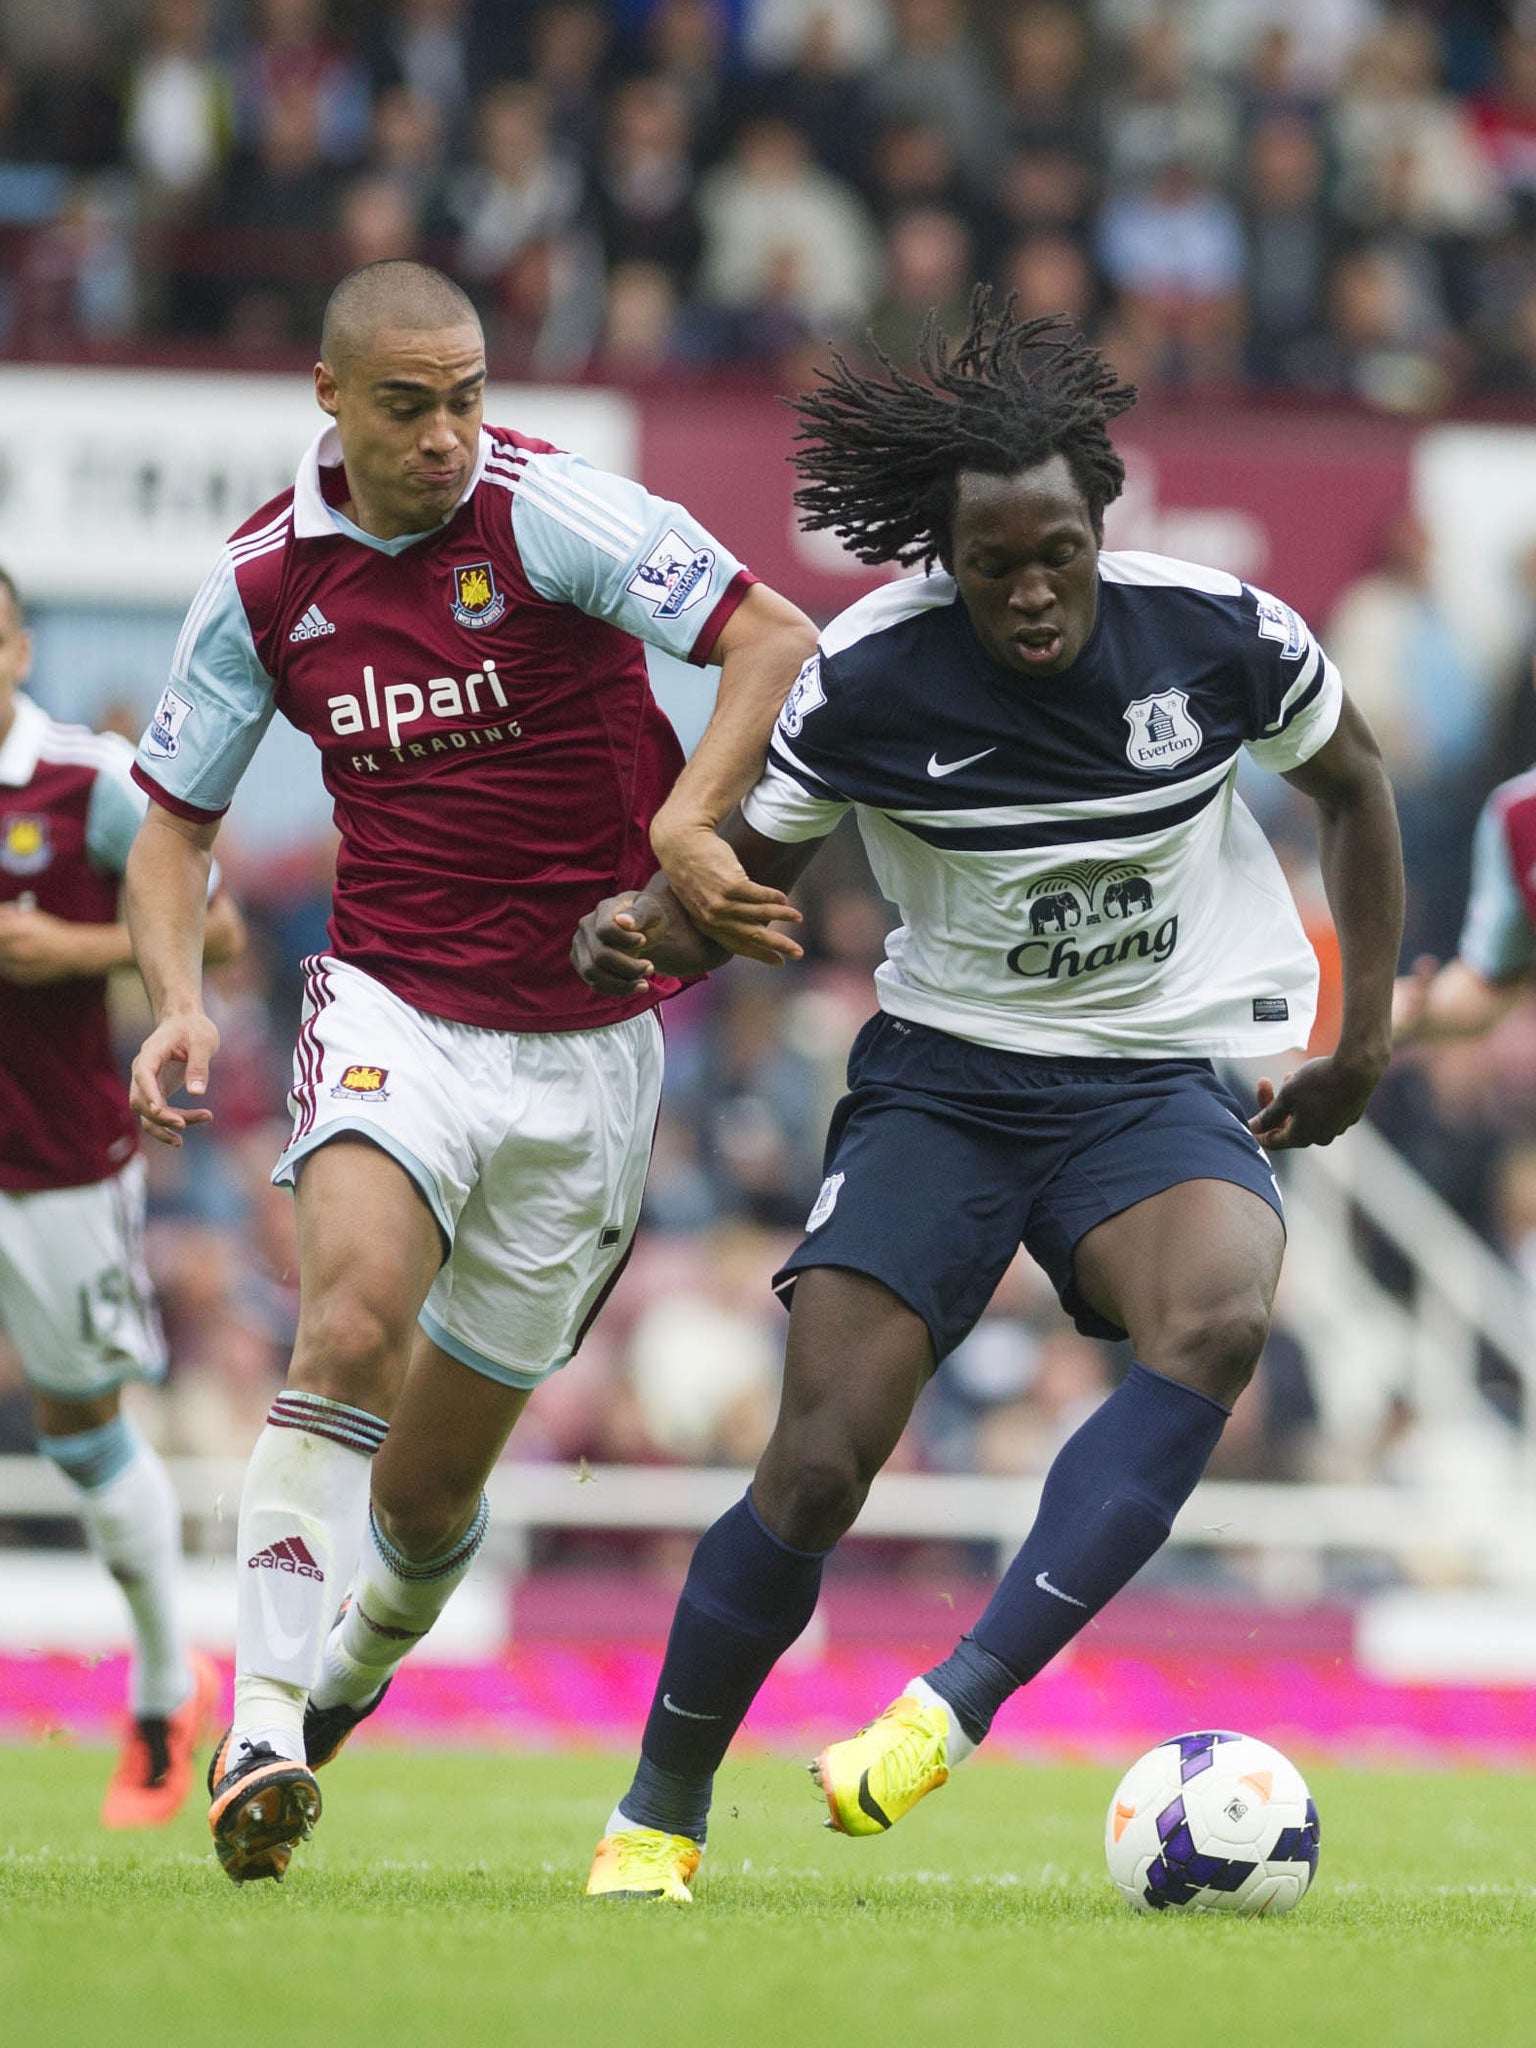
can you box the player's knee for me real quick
[289,1290,406,1408]
[1147,1297,1270,1406]
[370,1472,476,1564]
[757,1438,871,1551]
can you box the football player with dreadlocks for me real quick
[575,295,1403,1901]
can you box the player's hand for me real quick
[1248,1052,1386,1151]
[130,1009,220,1147]
[1390,955,1439,1046]
[651,824,804,967]
[0,902,81,984]
[571,892,660,996]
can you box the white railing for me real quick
[5,1453,1536,1591]
[1281,1116,1534,1469]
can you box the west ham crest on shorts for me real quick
[450,561,507,629]
[331,1063,390,1102]
[0,813,51,875]
[1123,690,1202,772]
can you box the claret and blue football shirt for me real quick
[133,424,756,1034]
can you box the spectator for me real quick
[1100,8,1238,191]
[1097,154,1247,387]
[1303,239,1458,409]
[998,230,1098,330]
[1325,509,1487,955]
[696,112,883,347]
[231,0,371,168]
[446,81,585,286]
[741,5,873,185]
[1468,24,1536,227]
[1241,109,1336,383]
[862,0,1003,189]
[122,0,232,216]
[860,113,970,228]
[1329,12,1506,242]
[867,204,976,367]
[364,85,449,216]
[522,0,616,165]
[995,1,1097,154]
[587,74,703,290]
[364,0,473,131]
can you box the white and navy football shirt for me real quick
[743,551,1343,1059]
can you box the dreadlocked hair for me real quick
[791,289,1137,571]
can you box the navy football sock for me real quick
[617,1492,827,1842]
[926,1362,1229,1744]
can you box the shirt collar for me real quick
[291,424,491,541]
[0,694,46,788]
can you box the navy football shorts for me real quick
[773,1012,1284,1359]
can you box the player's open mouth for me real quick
[1014,628,1063,666]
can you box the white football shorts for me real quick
[273,955,664,1389]
[0,1154,166,1397]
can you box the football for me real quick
[1105,1730,1320,1916]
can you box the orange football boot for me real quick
[101,1649,221,1830]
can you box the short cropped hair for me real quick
[321,260,482,365]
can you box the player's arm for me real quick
[1250,693,1403,1148]
[649,584,819,963]
[0,887,243,985]
[126,803,223,1146]
[1392,954,1526,1044]
[572,814,818,996]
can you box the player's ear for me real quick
[314,360,341,418]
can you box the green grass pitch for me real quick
[3,1742,1534,2048]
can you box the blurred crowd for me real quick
[3,0,1536,404]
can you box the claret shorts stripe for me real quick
[273,955,663,1388]
[0,1155,166,1396]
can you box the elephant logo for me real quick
[1102,873,1154,919]
[1029,890,1082,933]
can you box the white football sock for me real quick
[41,1417,192,1719]
[310,1495,489,1710]
[232,1391,387,1750]
[908,1674,978,1764]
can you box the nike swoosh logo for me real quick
[662,1694,721,1720]
[926,747,997,778]
[1035,1570,1088,1608]
[250,1564,318,1664]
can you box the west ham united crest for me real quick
[331,1063,390,1102]
[450,561,507,629]
[1123,690,1203,772]
[0,813,51,875]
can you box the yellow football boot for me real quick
[811,1692,951,1835]
[585,1826,702,1903]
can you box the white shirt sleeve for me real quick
[134,552,278,816]
[509,450,749,662]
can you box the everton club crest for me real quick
[450,561,507,630]
[1123,690,1203,772]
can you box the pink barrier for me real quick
[6,1645,1534,1766]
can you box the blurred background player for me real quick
[1393,706,1536,1048]
[126,259,814,1883]
[573,300,1402,1899]
[0,563,241,1826]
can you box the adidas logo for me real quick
[247,1536,324,1580]
[289,604,336,643]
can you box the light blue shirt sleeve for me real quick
[83,735,148,876]
[135,551,278,816]
[1459,794,1536,980]
[509,450,748,661]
